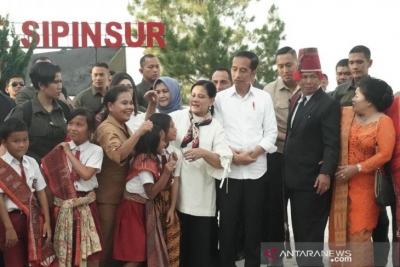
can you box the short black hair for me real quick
[149,113,172,135]
[134,125,162,158]
[29,62,61,90]
[6,75,24,86]
[233,51,259,71]
[275,46,297,60]
[0,118,28,141]
[140,54,157,68]
[336,59,349,69]
[212,68,232,82]
[32,56,52,65]
[191,80,217,115]
[92,62,109,70]
[109,72,138,116]
[67,108,96,135]
[349,45,371,60]
[358,76,393,112]
[323,73,328,80]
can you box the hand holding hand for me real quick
[233,150,257,166]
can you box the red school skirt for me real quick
[113,199,146,262]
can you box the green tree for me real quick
[128,0,285,101]
[0,14,36,92]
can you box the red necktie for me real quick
[161,155,167,170]
[71,150,81,181]
[19,163,27,180]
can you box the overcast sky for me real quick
[2,0,399,92]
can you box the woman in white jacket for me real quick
[169,80,232,267]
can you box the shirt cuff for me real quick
[258,140,278,154]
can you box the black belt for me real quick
[9,210,24,214]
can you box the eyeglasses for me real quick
[11,82,24,87]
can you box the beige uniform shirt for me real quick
[264,79,300,153]
[94,115,132,204]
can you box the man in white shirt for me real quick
[214,51,278,267]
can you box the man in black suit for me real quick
[284,48,341,267]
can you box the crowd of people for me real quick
[0,44,399,267]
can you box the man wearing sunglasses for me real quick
[5,76,25,99]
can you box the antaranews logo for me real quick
[263,248,352,263]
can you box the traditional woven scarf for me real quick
[41,146,101,267]
[127,154,171,267]
[53,192,101,267]
[0,159,56,267]
[328,107,354,251]
[180,110,212,149]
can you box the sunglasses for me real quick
[11,82,24,87]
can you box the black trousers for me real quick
[261,152,285,259]
[218,176,265,267]
[178,211,213,267]
[372,207,390,267]
[287,188,331,267]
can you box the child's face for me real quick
[157,131,166,155]
[165,119,177,142]
[67,115,90,145]
[2,131,29,161]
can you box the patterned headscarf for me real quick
[154,77,184,114]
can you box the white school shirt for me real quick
[169,109,232,217]
[165,144,183,178]
[67,140,103,192]
[125,146,182,199]
[126,170,154,199]
[0,151,47,212]
[214,85,278,179]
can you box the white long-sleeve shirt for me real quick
[169,109,232,216]
[214,85,278,179]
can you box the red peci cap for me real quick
[293,48,323,81]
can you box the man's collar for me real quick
[230,84,255,98]
[91,86,104,96]
[276,78,301,94]
[140,79,153,89]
